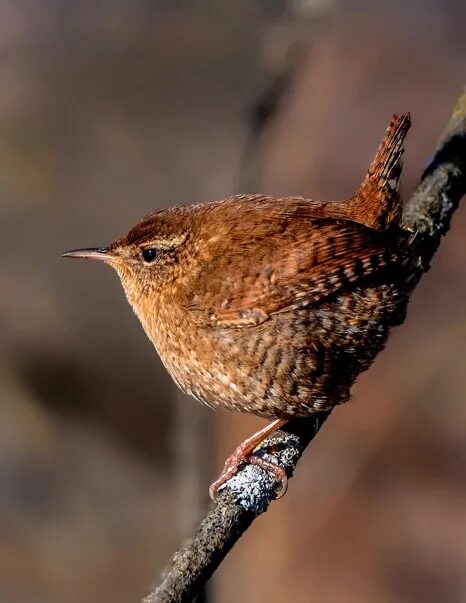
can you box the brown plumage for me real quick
[63,113,412,497]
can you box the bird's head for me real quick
[63,207,195,312]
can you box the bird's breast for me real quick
[131,295,220,404]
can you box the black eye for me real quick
[142,248,159,263]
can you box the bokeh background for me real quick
[1,1,465,602]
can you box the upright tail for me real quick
[345,113,411,231]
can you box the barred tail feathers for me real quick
[365,112,411,195]
[346,113,411,231]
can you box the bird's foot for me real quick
[249,455,288,498]
[209,418,287,499]
[209,447,249,500]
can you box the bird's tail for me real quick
[345,113,411,231]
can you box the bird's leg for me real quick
[209,418,288,500]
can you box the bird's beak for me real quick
[62,247,115,262]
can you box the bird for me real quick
[63,113,412,499]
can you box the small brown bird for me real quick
[64,114,412,498]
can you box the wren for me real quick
[64,114,412,498]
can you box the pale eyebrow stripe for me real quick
[140,232,188,250]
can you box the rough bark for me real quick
[142,89,466,603]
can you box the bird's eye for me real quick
[142,248,159,263]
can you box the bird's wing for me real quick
[186,207,405,328]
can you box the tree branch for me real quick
[142,89,466,603]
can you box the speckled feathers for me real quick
[104,114,412,419]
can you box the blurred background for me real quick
[0,1,465,602]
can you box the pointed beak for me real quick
[62,247,114,262]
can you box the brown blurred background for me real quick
[0,1,465,602]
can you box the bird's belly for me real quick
[156,284,409,419]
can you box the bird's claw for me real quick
[209,453,288,500]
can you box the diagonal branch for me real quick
[142,89,466,603]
